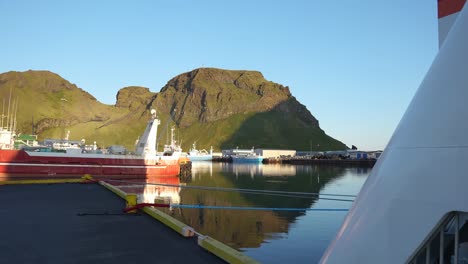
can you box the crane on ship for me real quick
[156,108,177,152]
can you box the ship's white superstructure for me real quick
[135,109,160,158]
[321,0,468,263]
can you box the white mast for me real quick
[135,109,160,157]
[13,98,18,134]
[6,88,11,132]
[170,126,175,147]
[1,98,4,129]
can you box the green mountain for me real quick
[0,68,346,151]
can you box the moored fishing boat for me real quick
[231,147,263,163]
[0,109,184,179]
[187,143,213,161]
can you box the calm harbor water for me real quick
[113,162,370,263]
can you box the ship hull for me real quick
[0,149,181,180]
[231,156,263,163]
[187,155,212,161]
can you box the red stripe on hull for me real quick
[0,150,181,180]
[438,0,467,18]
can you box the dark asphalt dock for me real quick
[0,183,224,264]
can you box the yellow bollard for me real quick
[125,194,138,214]
[82,174,94,181]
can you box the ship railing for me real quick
[408,211,468,264]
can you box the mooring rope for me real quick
[123,202,349,212]
[115,183,354,202]
[170,204,349,211]
[104,179,357,202]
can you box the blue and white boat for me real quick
[231,147,263,163]
[187,143,213,161]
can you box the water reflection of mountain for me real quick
[163,163,357,250]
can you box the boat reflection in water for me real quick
[217,162,297,178]
[110,176,181,204]
[192,162,297,180]
[191,161,213,179]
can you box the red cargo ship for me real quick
[0,109,184,179]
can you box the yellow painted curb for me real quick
[198,236,259,264]
[142,207,195,237]
[99,181,194,237]
[99,181,126,199]
[0,174,96,185]
[99,179,257,263]
[0,178,85,185]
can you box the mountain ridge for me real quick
[0,68,346,151]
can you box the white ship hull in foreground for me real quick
[321,0,468,263]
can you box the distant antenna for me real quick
[1,98,4,129]
[9,98,16,132]
[157,108,177,147]
[13,98,18,133]
[32,114,34,135]
[6,87,12,131]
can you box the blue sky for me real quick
[1,0,439,150]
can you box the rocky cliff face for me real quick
[153,68,319,128]
[115,86,155,110]
[0,68,346,150]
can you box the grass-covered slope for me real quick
[0,68,347,151]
